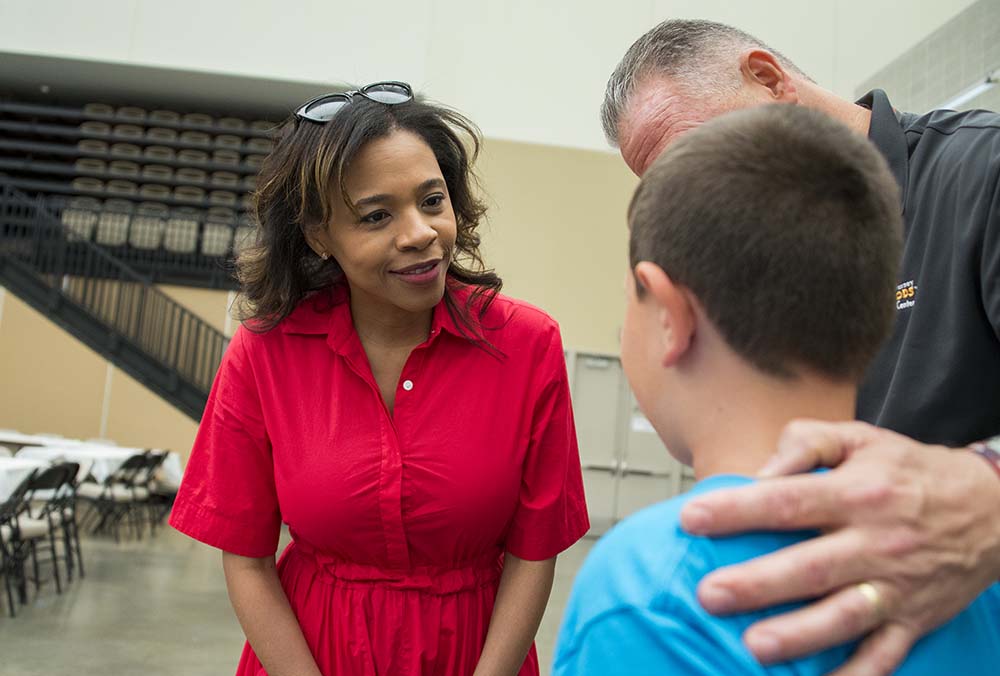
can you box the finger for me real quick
[680,472,849,536]
[741,581,893,664]
[697,529,869,614]
[827,623,916,676]
[758,419,879,478]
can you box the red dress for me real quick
[169,283,590,676]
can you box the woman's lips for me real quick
[390,259,443,285]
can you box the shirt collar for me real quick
[280,281,483,354]
[856,89,908,207]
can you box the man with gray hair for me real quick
[599,18,1000,676]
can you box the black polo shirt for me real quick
[856,89,1000,446]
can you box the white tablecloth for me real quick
[0,457,50,501]
[0,431,85,452]
[17,445,183,485]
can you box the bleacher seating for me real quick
[0,97,272,282]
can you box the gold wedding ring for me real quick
[856,582,885,622]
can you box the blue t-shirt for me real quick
[554,475,1000,675]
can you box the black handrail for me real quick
[0,182,230,394]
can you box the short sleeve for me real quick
[168,326,281,557]
[505,324,589,560]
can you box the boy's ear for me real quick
[634,262,696,368]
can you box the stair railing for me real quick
[0,182,230,398]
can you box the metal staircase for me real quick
[0,182,229,420]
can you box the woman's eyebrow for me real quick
[354,193,391,209]
[353,179,446,209]
[416,178,446,193]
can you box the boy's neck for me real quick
[685,371,857,480]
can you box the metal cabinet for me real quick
[566,349,694,536]
[566,351,629,535]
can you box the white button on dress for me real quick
[402,380,414,391]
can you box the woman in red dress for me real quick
[169,82,589,676]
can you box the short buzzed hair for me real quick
[628,105,902,381]
[602,19,811,146]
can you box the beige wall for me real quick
[159,285,234,335]
[0,138,635,461]
[0,285,234,462]
[479,139,637,353]
[0,288,108,437]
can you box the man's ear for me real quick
[739,49,799,103]
[633,261,696,368]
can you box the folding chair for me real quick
[182,112,214,127]
[77,454,149,542]
[83,103,114,117]
[218,117,246,131]
[57,461,87,582]
[23,464,77,595]
[140,451,170,536]
[149,109,181,124]
[146,127,178,142]
[61,197,101,241]
[116,106,146,122]
[233,220,257,256]
[164,208,201,253]
[96,199,133,247]
[0,470,37,616]
[129,202,168,250]
[110,143,141,158]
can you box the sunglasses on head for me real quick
[295,81,413,123]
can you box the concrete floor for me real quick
[0,526,594,675]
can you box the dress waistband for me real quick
[289,541,504,595]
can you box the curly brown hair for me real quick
[236,92,501,335]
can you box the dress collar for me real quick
[280,281,483,355]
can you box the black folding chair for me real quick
[24,464,77,596]
[0,469,37,617]
[48,462,85,582]
[148,457,179,527]
[141,451,170,536]
[78,454,148,542]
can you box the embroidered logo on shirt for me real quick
[895,280,917,310]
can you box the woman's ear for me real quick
[634,262,696,368]
[303,227,331,260]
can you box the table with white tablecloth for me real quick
[0,457,50,500]
[0,431,85,453]
[17,445,184,485]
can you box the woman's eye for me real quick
[423,194,445,208]
[361,211,389,225]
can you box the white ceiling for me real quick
[0,0,979,150]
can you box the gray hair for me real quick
[601,19,811,146]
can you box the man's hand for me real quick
[679,420,1000,676]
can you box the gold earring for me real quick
[319,251,329,260]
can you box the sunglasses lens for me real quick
[297,83,412,123]
[302,97,349,121]
[363,83,412,104]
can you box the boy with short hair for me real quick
[553,104,1000,675]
